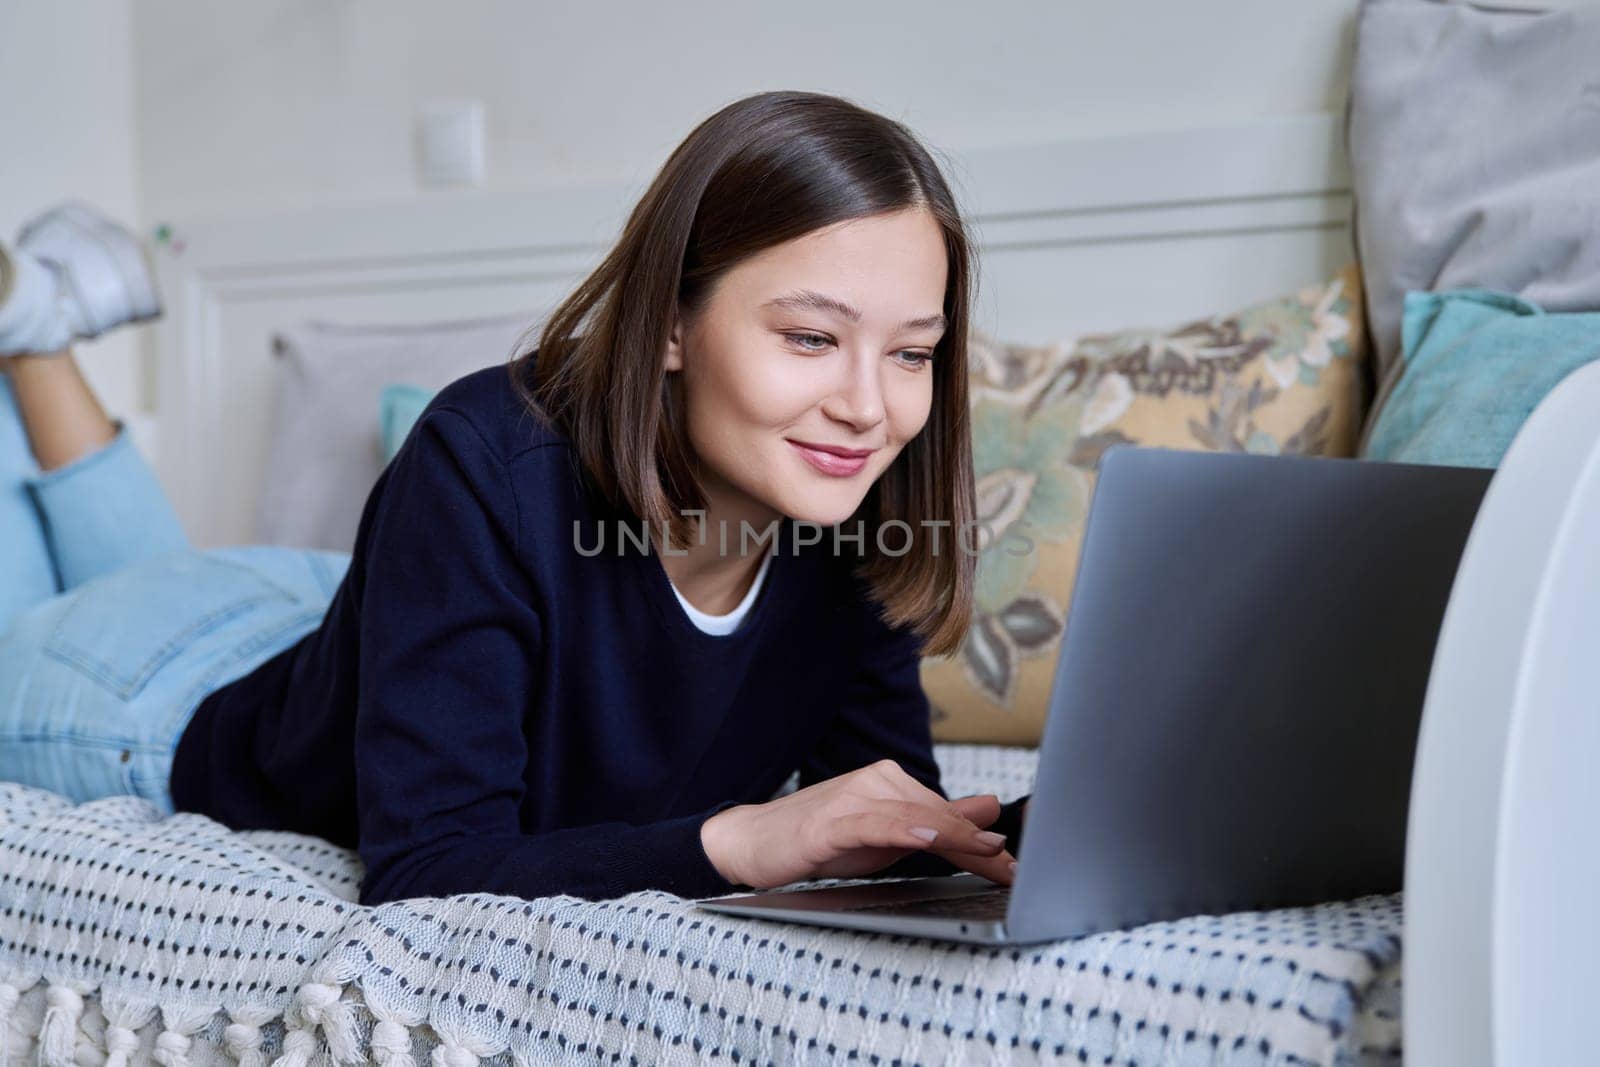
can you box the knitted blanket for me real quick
[0,746,1403,1066]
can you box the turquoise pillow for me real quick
[378,383,436,464]
[1364,288,1600,468]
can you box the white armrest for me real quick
[1405,360,1600,1065]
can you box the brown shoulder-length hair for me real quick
[507,90,977,657]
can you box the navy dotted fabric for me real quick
[0,746,1403,1065]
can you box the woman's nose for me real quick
[822,351,885,430]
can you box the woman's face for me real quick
[665,206,949,533]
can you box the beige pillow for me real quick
[924,262,1370,745]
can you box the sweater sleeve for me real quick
[353,407,740,905]
[795,599,1029,880]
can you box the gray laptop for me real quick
[696,445,1493,945]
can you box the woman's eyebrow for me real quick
[762,289,947,332]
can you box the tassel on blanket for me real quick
[224,1004,280,1067]
[295,980,362,1065]
[432,1042,480,1067]
[152,1002,222,1067]
[153,1028,191,1067]
[37,981,87,1067]
[269,1025,320,1067]
[98,995,158,1067]
[104,1022,143,1067]
[370,1015,418,1067]
[270,992,321,1067]
[0,973,41,1066]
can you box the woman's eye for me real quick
[783,332,831,352]
[894,350,934,369]
[782,332,932,368]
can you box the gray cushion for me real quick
[1347,0,1600,430]
[257,313,536,550]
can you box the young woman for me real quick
[0,90,1028,907]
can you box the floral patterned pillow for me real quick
[923,262,1370,745]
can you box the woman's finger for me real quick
[821,810,948,854]
[933,843,1016,887]
[825,804,1009,857]
[946,793,1002,829]
[866,763,1005,832]
[885,798,1011,856]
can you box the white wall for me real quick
[132,0,1363,221]
[0,0,146,423]
[3,0,1374,424]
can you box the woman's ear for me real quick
[664,307,686,373]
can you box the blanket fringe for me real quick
[264,977,363,1067]
[153,1002,223,1067]
[431,1042,480,1067]
[38,980,88,1067]
[269,1024,320,1067]
[370,1015,418,1067]
[0,972,40,1066]
[0,972,506,1067]
[98,993,158,1067]
[224,1004,280,1067]
[103,1016,146,1067]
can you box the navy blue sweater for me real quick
[170,358,1026,905]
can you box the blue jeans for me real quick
[0,373,349,813]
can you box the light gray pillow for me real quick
[1347,0,1600,436]
[257,312,537,550]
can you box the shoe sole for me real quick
[18,202,163,338]
[55,203,163,325]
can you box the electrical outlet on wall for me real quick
[415,100,485,188]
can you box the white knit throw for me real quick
[0,745,1402,1065]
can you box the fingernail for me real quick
[909,826,939,843]
[975,830,1006,848]
[1008,860,1018,874]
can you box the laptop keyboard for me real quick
[845,887,1012,922]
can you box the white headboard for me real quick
[151,112,1354,548]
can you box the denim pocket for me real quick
[41,550,298,702]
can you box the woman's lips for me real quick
[788,439,872,477]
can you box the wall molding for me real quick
[152,111,1352,546]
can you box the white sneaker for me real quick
[0,201,162,356]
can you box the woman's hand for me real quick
[700,759,1017,890]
